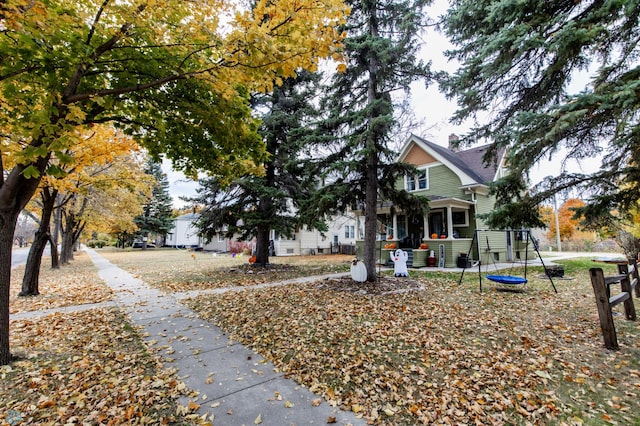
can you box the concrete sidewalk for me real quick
[84,249,363,426]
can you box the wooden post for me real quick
[631,261,640,298]
[590,268,619,350]
[618,264,636,321]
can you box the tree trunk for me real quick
[254,195,274,266]
[49,236,60,269]
[0,157,48,365]
[362,2,381,282]
[60,205,85,264]
[254,226,271,266]
[60,228,75,264]
[50,198,61,269]
[19,233,47,296]
[363,148,379,282]
[0,209,19,364]
[20,188,57,296]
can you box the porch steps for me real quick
[385,249,414,268]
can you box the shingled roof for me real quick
[406,134,506,186]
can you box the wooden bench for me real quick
[590,261,640,350]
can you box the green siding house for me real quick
[354,134,510,268]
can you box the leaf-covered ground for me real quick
[98,248,352,293]
[3,252,203,425]
[166,260,640,425]
[7,249,640,425]
[9,254,113,314]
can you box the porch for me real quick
[363,238,474,269]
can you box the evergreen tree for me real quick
[134,161,174,248]
[308,0,432,281]
[441,0,640,229]
[190,71,326,265]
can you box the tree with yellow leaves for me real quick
[20,126,152,296]
[0,0,348,364]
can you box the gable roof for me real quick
[398,134,506,186]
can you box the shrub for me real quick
[228,240,254,254]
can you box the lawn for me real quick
[97,247,353,293]
[5,248,640,425]
[3,251,203,425]
[178,255,638,425]
[103,249,640,425]
[9,254,113,314]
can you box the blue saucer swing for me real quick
[485,274,528,285]
[457,229,557,293]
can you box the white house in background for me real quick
[272,213,357,256]
[166,212,358,255]
[165,213,201,248]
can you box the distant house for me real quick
[166,213,357,256]
[165,213,201,248]
[354,133,513,267]
[270,214,357,256]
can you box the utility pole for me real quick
[554,195,562,252]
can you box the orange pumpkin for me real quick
[431,233,437,239]
[419,243,428,249]
[249,255,256,263]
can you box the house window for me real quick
[217,233,224,242]
[452,210,469,227]
[344,225,355,239]
[406,169,428,191]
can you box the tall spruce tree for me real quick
[441,0,640,229]
[133,161,174,248]
[190,71,326,265]
[309,0,432,281]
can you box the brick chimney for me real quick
[448,133,460,152]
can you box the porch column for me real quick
[392,214,398,240]
[424,216,429,240]
[446,207,454,239]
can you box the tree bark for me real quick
[49,235,60,269]
[0,209,19,364]
[363,148,379,282]
[20,188,57,296]
[60,197,87,264]
[60,226,75,264]
[50,196,61,269]
[254,225,271,267]
[0,157,48,365]
[362,2,381,282]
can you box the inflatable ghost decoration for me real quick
[391,249,409,277]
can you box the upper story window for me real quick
[344,225,355,239]
[406,169,428,191]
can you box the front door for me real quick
[408,215,424,248]
[429,210,445,238]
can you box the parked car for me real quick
[132,240,156,248]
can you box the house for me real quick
[353,134,513,268]
[165,213,201,248]
[166,212,357,256]
[270,214,357,256]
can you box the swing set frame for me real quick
[458,229,558,293]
